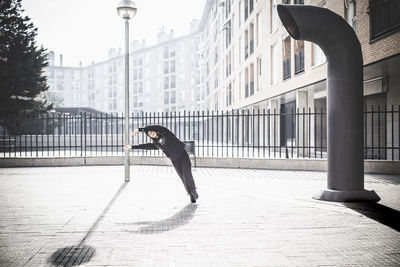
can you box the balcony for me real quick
[283,58,291,80]
[295,50,305,74]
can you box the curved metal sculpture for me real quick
[277,4,380,202]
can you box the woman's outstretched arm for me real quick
[132,143,158,150]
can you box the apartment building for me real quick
[199,0,399,111]
[46,0,399,115]
[195,0,399,159]
[46,25,203,113]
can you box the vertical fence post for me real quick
[84,112,87,157]
[372,106,374,159]
[391,105,394,160]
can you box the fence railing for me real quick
[0,106,399,160]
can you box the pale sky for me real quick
[22,0,207,67]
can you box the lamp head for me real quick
[117,0,137,20]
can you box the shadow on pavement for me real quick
[47,182,128,266]
[132,203,198,234]
[344,202,400,232]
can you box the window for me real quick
[56,70,64,79]
[282,36,291,80]
[214,46,219,65]
[57,81,64,91]
[171,76,176,88]
[171,91,176,104]
[239,72,242,100]
[250,23,255,55]
[245,29,249,59]
[214,68,219,89]
[226,83,232,106]
[226,0,231,18]
[257,57,262,91]
[294,0,304,4]
[164,46,169,58]
[164,77,169,89]
[139,82,143,93]
[312,44,326,66]
[164,92,169,104]
[257,13,262,47]
[138,68,143,79]
[245,0,249,21]
[250,63,255,96]
[239,1,242,25]
[138,57,143,65]
[271,0,278,33]
[225,20,232,48]
[294,40,304,74]
[346,0,357,31]
[369,0,400,41]
[245,67,249,97]
[164,61,169,74]
[170,60,176,72]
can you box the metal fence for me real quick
[1,106,399,160]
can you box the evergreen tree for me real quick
[0,0,52,115]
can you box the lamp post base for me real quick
[313,189,380,202]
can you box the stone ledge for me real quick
[0,156,398,174]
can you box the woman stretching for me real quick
[124,125,199,203]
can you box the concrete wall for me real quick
[0,156,398,174]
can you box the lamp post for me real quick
[117,0,137,182]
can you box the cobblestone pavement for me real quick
[0,166,399,267]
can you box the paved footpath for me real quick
[0,165,399,267]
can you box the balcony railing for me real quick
[0,106,398,160]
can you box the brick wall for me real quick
[307,0,400,65]
[356,0,400,65]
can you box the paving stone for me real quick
[0,166,399,266]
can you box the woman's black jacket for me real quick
[132,125,185,160]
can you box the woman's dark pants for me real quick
[171,151,196,194]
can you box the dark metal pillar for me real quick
[277,4,379,202]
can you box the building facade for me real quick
[46,0,399,114]
[197,0,399,111]
[46,25,203,114]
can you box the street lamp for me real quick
[117,0,137,182]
